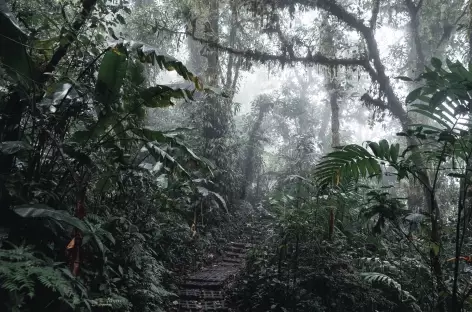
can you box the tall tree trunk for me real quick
[241,107,268,200]
[405,0,425,213]
[329,82,340,148]
[321,20,341,239]
[318,104,331,152]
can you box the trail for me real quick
[177,241,252,311]
[176,212,271,311]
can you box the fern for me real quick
[313,142,407,188]
[358,257,399,274]
[361,272,416,302]
[88,295,131,310]
[0,246,85,308]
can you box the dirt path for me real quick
[177,242,252,311]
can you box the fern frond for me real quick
[0,246,84,307]
[361,272,416,302]
[358,257,399,274]
[314,144,381,187]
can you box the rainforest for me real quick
[1,0,472,311]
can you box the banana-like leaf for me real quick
[13,205,88,233]
[196,186,228,213]
[134,127,201,162]
[95,46,128,106]
[140,85,194,107]
[116,41,202,89]
[144,142,189,176]
[0,0,33,86]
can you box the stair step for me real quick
[178,240,254,311]
[230,242,250,249]
[180,280,223,289]
[222,257,243,264]
[224,251,245,258]
[179,289,224,300]
[179,289,201,299]
[180,300,227,311]
[224,246,244,253]
[218,261,241,266]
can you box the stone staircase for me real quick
[177,242,252,311]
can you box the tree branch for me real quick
[311,0,408,123]
[155,24,366,68]
[360,93,388,111]
[370,0,380,30]
[38,0,97,84]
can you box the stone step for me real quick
[224,251,245,258]
[230,242,251,249]
[180,280,223,289]
[179,289,224,300]
[221,257,243,264]
[224,245,244,253]
[179,300,227,311]
[178,241,251,311]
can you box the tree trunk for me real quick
[329,86,340,148]
[241,108,267,200]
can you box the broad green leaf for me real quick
[0,141,32,155]
[431,57,442,70]
[0,0,33,86]
[394,76,413,81]
[13,205,88,233]
[128,58,146,85]
[138,128,167,142]
[139,85,194,107]
[405,87,422,104]
[70,130,92,144]
[95,46,128,106]
[390,144,399,163]
[368,141,381,158]
[145,142,189,177]
[438,131,455,143]
[429,91,447,109]
[368,158,382,176]
[379,140,389,159]
[133,44,202,90]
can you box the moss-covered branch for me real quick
[154,24,367,68]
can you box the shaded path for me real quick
[177,241,251,311]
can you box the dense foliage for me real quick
[2,0,472,312]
